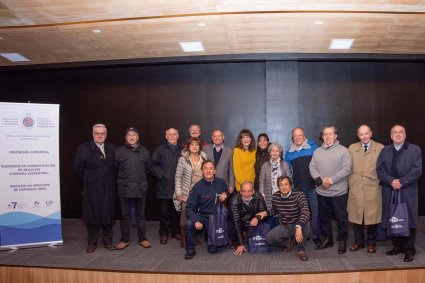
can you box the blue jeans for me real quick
[185,215,219,253]
[303,188,320,240]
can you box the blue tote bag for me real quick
[247,222,271,253]
[208,203,229,247]
[387,190,410,237]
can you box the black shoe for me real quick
[315,237,333,250]
[313,238,321,247]
[386,248,402,256]
[404,254,414,262]
[338,240,347,254]
[103,243,116,251]
[184,251,196,259]
[86,245,96,253]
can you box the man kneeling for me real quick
[229,181,267,255]
[184,160,228,259]
[257,176,311,261]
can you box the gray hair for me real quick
[92,123,107,133]
[165,128,179,135]
[268,142,283,154]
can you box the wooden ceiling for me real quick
[0,1,424,66]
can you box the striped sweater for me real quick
[267,191,310,228]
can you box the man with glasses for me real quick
[229,181,267,255]
[74,124,116,253]
[377,124,422,262]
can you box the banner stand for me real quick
[0,102,62,250]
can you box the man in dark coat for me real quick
[115,127,152,250]
[150,128,182,244]
[377,124,422,262]
[74,124,116,253]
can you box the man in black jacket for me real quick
[115,128,152,250]
[229,181,267,255]
[151,128,182,244]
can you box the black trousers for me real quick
[158,198,180,237]
[120,197,147,242]
[352,222,377,246]
[86,223,113,246]
[317,193,348,241]
[392,228,416,255]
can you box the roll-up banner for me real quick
[0,102,62,250]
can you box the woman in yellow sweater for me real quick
[233,129,257,191]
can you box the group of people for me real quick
[74,123,422,262]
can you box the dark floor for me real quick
[1,218,425,274]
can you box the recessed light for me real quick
[179,41,205,52]
[92,29,102,33]
[197,22,206,27]
[329,39,354,50]
[0,36,3,40]
[314,21,324,25]
[0,53,30,62]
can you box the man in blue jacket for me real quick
[285,127,320,245]
[184,160,228,259]
[377,124,422,262]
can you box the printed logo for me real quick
[7,201,25,209]
[45,200,54,207]
[21,113,35,128]
[389,216,404,223]
[34,201,40,208]
[252,236,266,241]
[216,228,225,234]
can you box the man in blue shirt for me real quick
[184,160,228,259]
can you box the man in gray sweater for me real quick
[309,125,352,254]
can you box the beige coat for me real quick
[347,140,384,225]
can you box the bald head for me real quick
[357,125,372,145]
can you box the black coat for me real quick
[377,142,422,229]
[74,140,116,225]
[115,144,151,198]
[230,192,267,245]
[150,143,181,199]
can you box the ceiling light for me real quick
[329,39,354,50]
[197,22,206,27]
[92,29,102,33]
[0,36,3,40]
[179,41,205,52]
[314,21,324,25]
[0,53,30,62]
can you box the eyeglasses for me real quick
[391,130,405,134]
[94,132,106,136]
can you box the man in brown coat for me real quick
[347,125,384,253]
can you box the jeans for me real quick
[266,222,310,251]
[120,197,147,242]
[303,187,320,240]
[185,215,219,254]
[317,193,348,241]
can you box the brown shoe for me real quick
[86,245,96,253]
[367,245,376,254]
[115,241,130,250]
[298,250,309,261]
[139,240,152,248]
[349,243,365,252]
[160,236,168,244]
